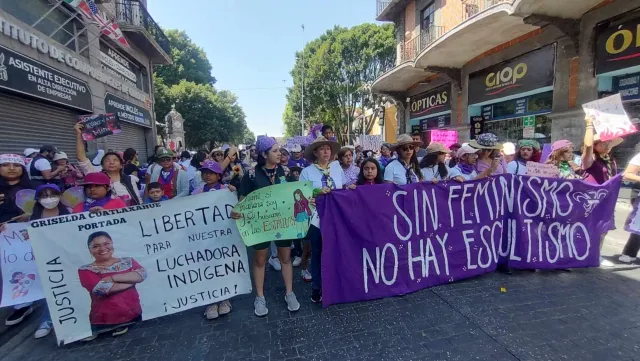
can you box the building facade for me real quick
[373,0,640,166]
[0,0,170,162]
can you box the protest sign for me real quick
[430,130,458,149]
[525,162,559,177]
[28,190,252,345]
[358,135,383,151]
[317,175,621,306]
[0,223,44,307]
[286,136,310,149]
[77,113,121,141]
[582,93,637,141]
[540,143,552,163]
[234,182,314,246]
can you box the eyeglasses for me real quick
[400,145,415,152]
[159,157,172,162]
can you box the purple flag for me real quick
[317,175,621,307]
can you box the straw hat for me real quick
[304,136,340,161]
[469,133,502,150]
[426,142,449,154]
[391,134,422,151]
[593,133,623,148]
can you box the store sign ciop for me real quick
[0,16,147,104]
[485,63,527,91]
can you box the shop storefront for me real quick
[595,15,640,166]
[408,84,452,143]
[467,44,556,144]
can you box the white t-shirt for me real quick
[300,162,344,228]
[421,165,449,181]
[33,158,52,172]
[506,160,527,175]
[384,160,419,185]
[449,166,478,181]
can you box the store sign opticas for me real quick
[0,16,148,104]
[596,17,640,75]
[408,85,450,119]
[468,44,556,104]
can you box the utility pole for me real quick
[301,24,305,136]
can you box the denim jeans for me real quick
[308,225,322,291]
[40,300,51,325]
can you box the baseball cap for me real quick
[156,148,174,159]
[457,144,480,158]
[23,148,39,157]
[290,144,302,153]
[200,160,223,175]
[83,172,111,186]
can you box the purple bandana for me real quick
[82,196,111,212]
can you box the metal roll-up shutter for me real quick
[105,122,149,162]
[0,92,80,161]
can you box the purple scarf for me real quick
[82,196,111,212]
[159,167,175,184]
[458,163,475,175]
[203,183,223,192]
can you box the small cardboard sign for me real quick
[77,113,121,141]
[582,93,637,141]
[357,135,383,151]
[430,130,458,149]
[526,161,559,178]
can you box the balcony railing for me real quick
[115,0,171,56]
[400,25,445,62]
[377,0,392,17]
[463,0,512,20]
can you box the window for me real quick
[420,2,435,31]
[0,0,89,57]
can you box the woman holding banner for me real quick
[449,144,499,182]
[384,134,424,185]
[232,137,300,317]
[78,231,147,340]
[506,140,541,176]
[419,142,450,182]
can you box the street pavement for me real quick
[1,203,640,361]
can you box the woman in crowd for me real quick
[582,115,623,185]
[619,148,640,263]
[506,140,541,175]
[546,140,582,179]
[0,154,34,327]
[299,136,347,303]
[280,147,291,169]
[79,231,146,340]
[384,134,424,185]
[53,152,83,190]
[75,124,142,205]
[470,133,507,175]
[188,150,209,193]
[232,137,300,316]
[377,143,394,169]
[357,158,384,186]
[449,144,498,182]
[29,184,70,339]
[146,148,189,199]
[210,148,225,165]
[73,173,127,213]
[447,143,461,168]
[122,148,140,179]
[419,142,450,183]
[221,147,248,190]
[337,146,359,187]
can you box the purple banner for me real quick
[317,175,621,307]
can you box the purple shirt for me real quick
[288,157,309,169]
[475,157,507,176]
[583,156,617,185]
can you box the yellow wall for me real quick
[384,105,397,143]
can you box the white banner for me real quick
[28,190,252,345]
[1,223,44,307]
[358,135,383,151]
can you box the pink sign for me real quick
[526,162,559,178]
[430,130,458,149]
[582,93,637,141]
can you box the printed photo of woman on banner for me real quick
[78,231,147,339]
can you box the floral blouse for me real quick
[341,164,360,187]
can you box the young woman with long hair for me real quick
[383,134,424,185]
[419,142,450,182]
[546,140,582,179]
[357,158,384,185]
[506,140,541,175]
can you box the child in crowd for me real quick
[145,182,169,203]
[193,160,236,194]
[73,173,127,213]
[357,158,384,185]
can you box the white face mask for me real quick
[39,197,60,209]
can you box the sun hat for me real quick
[502,142,516,156]
[593,133,623,148]
[391,134,422,151]
[256,136,277,154]
[304,136,341,161]
[53,152,69,161]
[290,144,303,153]
[211,147,223,154]
[517,139,541,150]
[426,142,449,154]
[457,144,480,158]
[469,133,502,150]
[23,148,38,157]
[200,160,223,175]
[551,140,573,152]
[83,172,111,186]
[156,148,174,159]
[0,154,25,166]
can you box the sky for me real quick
[149,0,379,138]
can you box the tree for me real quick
[154,29,216,87]
[243,128,256,144]
[283,23,395,142]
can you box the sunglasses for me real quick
[400,145,415,152]
[159,157,172,162]
[213,153,223,157]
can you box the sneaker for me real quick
[82,334,98,342]
[600,257,615,267]
[5,306,33,326]
[218,300,232,315]
[34,321,53,339]
[111,327,128,336]
[618,254,637,263]
[292,256,302,267]
[311,289,322,304]
[269,257,282,271]
[285,292,300,312]
[301,269,312,282]
[205,304,219,319]
[254,296,268,317]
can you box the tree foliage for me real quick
[153,29,253,149]
[283,23,395,142]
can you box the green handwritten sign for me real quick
[233,181,314,246]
